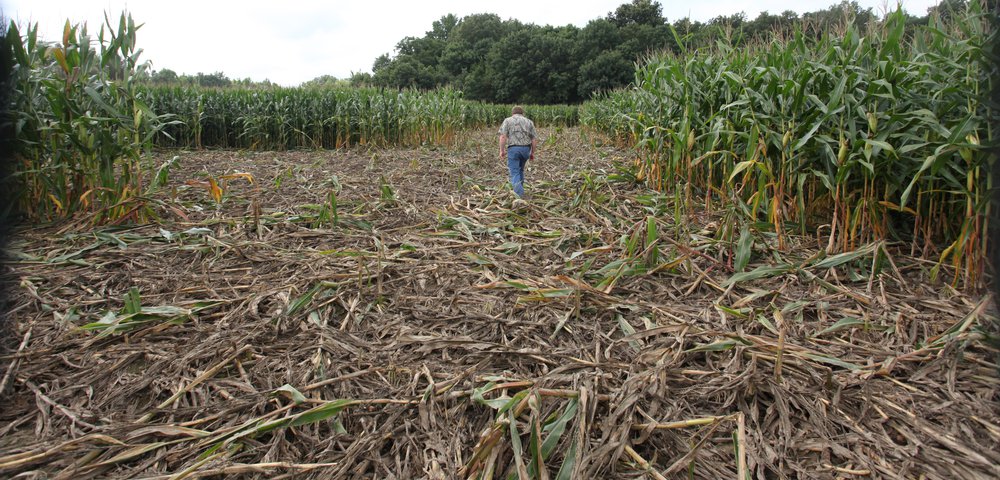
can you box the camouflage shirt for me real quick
[498,114,537,146]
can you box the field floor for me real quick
[1,128,998,479]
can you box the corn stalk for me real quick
[6,13,175,224]
[582,2,992,288]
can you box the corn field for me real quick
[146,85,579,150]
[581,3,992,288]
[2,5,999,478]
[5,15,175,224]
[4,15,576,224]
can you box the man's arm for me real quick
[529,121,538,159]
[499,134,507,159]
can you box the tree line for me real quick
[146,70,275,88]
[362,0,949,104]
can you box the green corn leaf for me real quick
[95,231,128,248]
[503,281,531,291]
[286,284,324,316]
[734,225,753,273]
[757,314,778,335]
[182,227,213,236]
[811,243,880,269]
[555,437,579,480]
[275,384,307,405]
[541,399,578,459]
[472,382,514,410]
[812,317,865,337]
[801,353,861,370]
[617,315,640,352]
[646,216,657,247]
[136,306,191,317]
[124,287,141,315]
[150,156,178,190]
[723,264,795,287]
[900,154,937,207]
[508,409,529,479]
[729,160,757,182]
[288,399,354,428]
[792,118,825,151]
[527,401,547,479]
[863,139,895,156]
[686,339,741,353]
[499,390,531,417]
[83,85,121,116]
[716,305,750,319]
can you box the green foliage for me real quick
[608,0,664,27]
[582,2,992,287]
[577,50,634,98]
[486,25,581,104]
[6,12,175,223]
[368,1,930,105]
[145,85,578,150]
[146,68,274,88]
[371,3,673,104]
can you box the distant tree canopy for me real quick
[371,0,933,104]
[147,69,274,88]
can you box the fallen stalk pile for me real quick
[0,129,997,479]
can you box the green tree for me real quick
[195,71,231,88]
[577,50,633,98]
[616,20,672,61]
[150,68,178,84]
[376,56,438,89]
[349,71,373,87]
[441,13,506,78]
[430,13,459,40]
[608,0,665,27]
[928,0,968,22]
[577,18,621,59]
[487,25,580,104]
[373,54,391,73]
[302,75,347,88]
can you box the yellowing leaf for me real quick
[208,178,223,203]
[878,200,916,215]
[221,172,255,185]
[50,47,70,74]
[79,189,93,208]
[48,194,63,212]
[729,159,757,182]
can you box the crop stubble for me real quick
[0,128,997,479]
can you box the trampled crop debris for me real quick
[1,129,997,479]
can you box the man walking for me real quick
[498,106,537,198]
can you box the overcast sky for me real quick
[2,0,940,86]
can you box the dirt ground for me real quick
[1,128,998,479]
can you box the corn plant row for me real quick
[145,86,579,150]
[581,3,992,288]
[6,15,174,223]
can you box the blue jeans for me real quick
[507,146,530,197]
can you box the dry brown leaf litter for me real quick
[0,128,997,479]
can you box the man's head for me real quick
[512,106,524,115]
